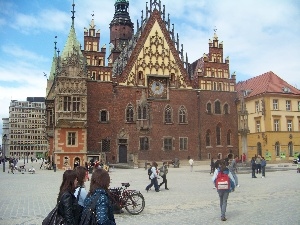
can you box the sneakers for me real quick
[221,217,227,221]
[261,176,265,178]
[165,188,169,190]
[236,185,240,188]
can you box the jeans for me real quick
[218,190,229,219]
[261,166,265,177]
[146,177,159,191]
[159,175,167,189]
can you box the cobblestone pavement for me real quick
[0,160,299,225]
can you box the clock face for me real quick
[148,78,167,98]
[151,81,164,95]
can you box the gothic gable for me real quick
[117,10,192,89]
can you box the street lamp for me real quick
[2,134,7,172]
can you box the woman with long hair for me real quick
[83,168,116,225]
[74,166,88,213]
[57,169,80,225]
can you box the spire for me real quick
[110,0,133,27]
[61,1,83,60]
[49,36,58,81]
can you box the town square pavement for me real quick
[0,160,299,225]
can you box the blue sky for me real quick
[0,0,300,144]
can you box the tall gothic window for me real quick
[164,105,172,123]
[227,130,231,145]
[179,137,188,151]
[126,104,134,122]
[224,104,229,114]
[207,102,212,114]
[179,106,187,123]
[216,124,221,145]
[206,130,211,146]
[215,101,221,114]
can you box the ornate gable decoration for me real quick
[121,19,189,90]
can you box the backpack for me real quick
[79,194,100,225]
[147,167,152,178]
[215,171,230,190]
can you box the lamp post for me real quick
[3,134,7,172]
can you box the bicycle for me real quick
[109,182,145,215]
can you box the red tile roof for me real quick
[236,71,300,98]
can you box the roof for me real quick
[236,71,300,98]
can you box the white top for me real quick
[189,159,194,166]
[74,186,87,207]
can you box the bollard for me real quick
[53,164,56,172]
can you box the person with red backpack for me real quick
[212,159,236,221]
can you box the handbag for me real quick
[42,202,64,225]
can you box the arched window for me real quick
[100,110,108,122]
[216,124,221,145]
[207,102,212,114]
[215,101,221,114]
[288,142,293,157]
[206,130,211,146]
[227,130,231,145]
[126,104,134,122]
[224,104,229,114]
[275,141,280,157]
[179,106,187,123]
[164,105,172,123]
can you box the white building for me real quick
[8,97,47,160]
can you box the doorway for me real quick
[119,145,127,163]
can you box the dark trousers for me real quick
[261,166,265,177]
[146,177,159,191]
[159,175,167,189]
[252,168,256,178]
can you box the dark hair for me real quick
[57,170,77,203]
[219,159,228,172]
[88,168,110,196]
[227,153,233,159]
[152,161,158,168]
[74,166,86,186]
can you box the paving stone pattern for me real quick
[0,160,299,225]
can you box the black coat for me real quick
[58,191,80,225]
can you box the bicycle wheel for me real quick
[125,192,145,215]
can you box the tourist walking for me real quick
[57,170,80,225]
[159,162,169,190]
[251,157,257,178]
[82,168,116,225]
[146,161,160,192]
[212,159,236,221]
[261,157,266,178]
[188,157,194,172]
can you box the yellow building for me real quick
[237,71,300,162]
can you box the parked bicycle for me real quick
[109,182,145,215]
